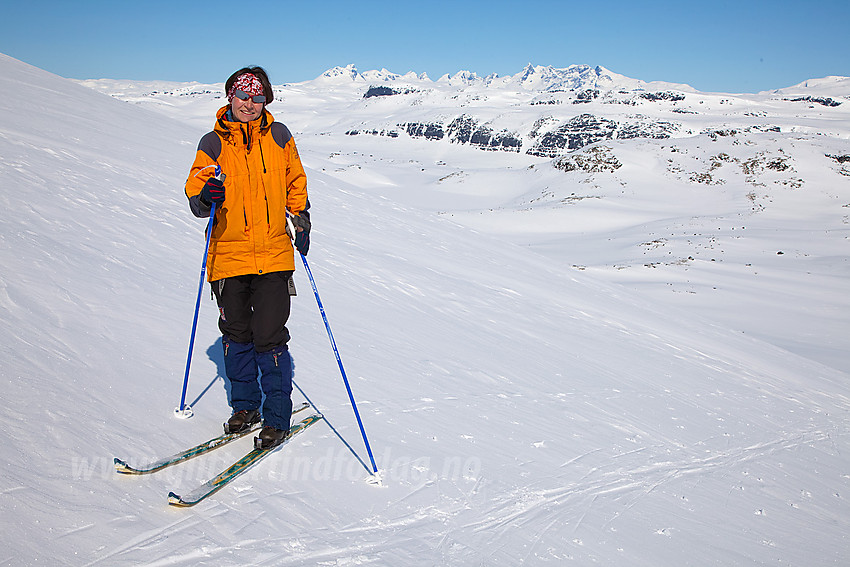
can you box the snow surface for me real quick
[2,52,849,565]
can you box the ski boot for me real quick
[224,409,261,434]
[255,425,291,450]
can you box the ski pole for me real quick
[298,249,379,476]
[291,379,374,475]
[176,167,224,418]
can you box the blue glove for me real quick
[290,212,311,256]
[200,177,225,205]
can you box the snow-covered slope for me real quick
[3,53,850,565]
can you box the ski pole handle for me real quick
[285,211,297,242]
[214,165,226,184]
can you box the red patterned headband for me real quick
[227,73,264,102]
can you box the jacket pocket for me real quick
[264,182,289,240]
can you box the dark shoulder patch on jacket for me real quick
[270,122,293,150]
[197,131,222,161]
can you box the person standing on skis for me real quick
[184,66,311,449]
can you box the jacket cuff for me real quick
[189,193,212,218]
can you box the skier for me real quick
[184,66,310,449]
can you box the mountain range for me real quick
[79,63,849,160]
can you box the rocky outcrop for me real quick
[526,114,617,157]
[825,154,850,176]
[348,111,683,157]
[785,96,841,107]
[553,145,622,173]
[395,116,521,152]
[573,90,600,104]
[364,86,420,98]
[527,114,679,157]
[617,118,678,140]
[345,128,399,138]
[445,115,521,152]
[383,112,682,157]
[640,91,686,102]
[404,122,445,140]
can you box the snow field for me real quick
[1,53,849,565]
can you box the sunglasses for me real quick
[233,89,267,104]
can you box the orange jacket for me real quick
[185,106,308,281]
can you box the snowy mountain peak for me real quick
[510,63,633,92]
[514,63,583,88]
[768,75,850,97]
[317,63,363,82]
[360,68,405,82]
[316,65,421,84]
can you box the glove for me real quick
[289,212,311,256]
[199,177,225,205]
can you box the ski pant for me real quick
[213,271,295,430]
[211,271,294,352]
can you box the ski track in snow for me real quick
[1,53,850,565]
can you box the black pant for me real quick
[211,271,293,352]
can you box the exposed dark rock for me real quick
[364,85,420,98]
[346,129,399,138]
[442,115,522,152]
[766,158,790,171]
[573,89,599,104]
[526,114,679,157]
[477,129,522,152]
[640,91,686,102]
[445,115,476,144]
[364,86,394,98]
[785,96,841,107]
[616,119,677,140]
[746,125,781,133]
[553,145,622,173]
[403,122,445,140]
[826,154,850,176]
[402,117,529,148]
[529,117,557,139]
[689,172,724,185]
[526,114,617,157]
[702,128,738,140]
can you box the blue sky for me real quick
[1,0,847,93]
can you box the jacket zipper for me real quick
[236,120,269,232]
[242,124,251,151]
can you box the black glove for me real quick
[199,177,225,205]
[290,212,311,256]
